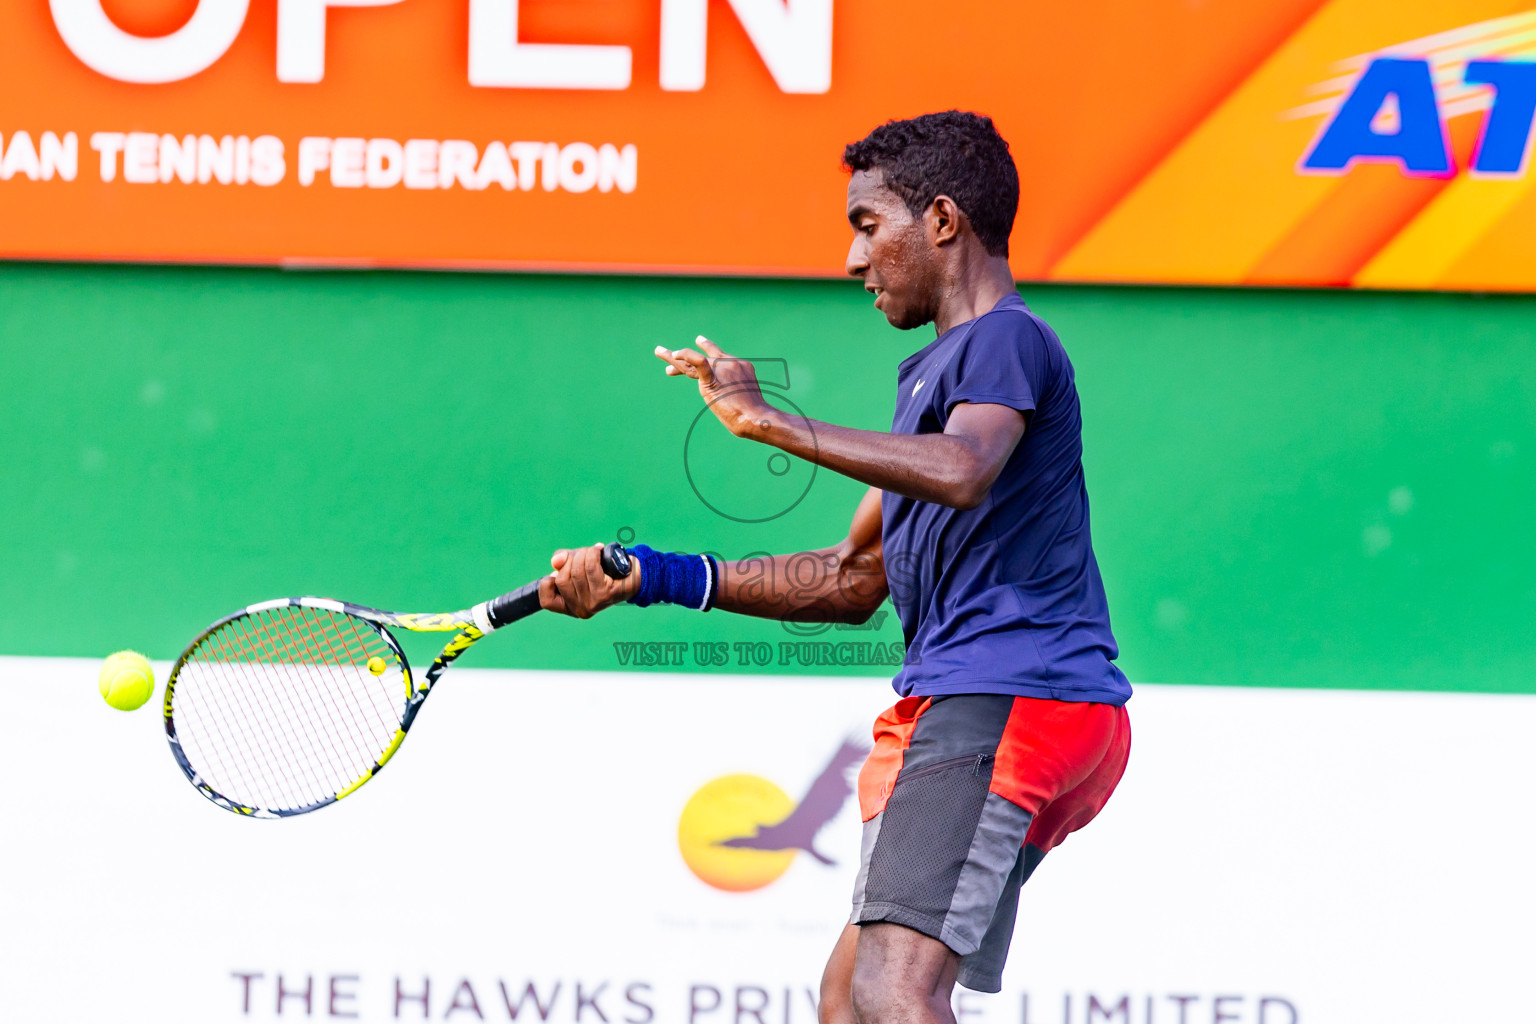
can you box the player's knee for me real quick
[848,958,923,1024]
[846,968,883,1024]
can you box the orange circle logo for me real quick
[677,774,797,892]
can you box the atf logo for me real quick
[1296,12,1536,177]
[677,739,867,892]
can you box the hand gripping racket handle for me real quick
[477,541,633,631]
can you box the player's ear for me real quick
[928,195,963,247]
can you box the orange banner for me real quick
[4,1,1536,289]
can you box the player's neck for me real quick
[931,254,1017,335]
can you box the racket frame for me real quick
[165,543,629,818]
[164,596,484,818]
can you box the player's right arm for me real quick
[540,486,888,624]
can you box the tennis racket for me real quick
[164,542,632,818]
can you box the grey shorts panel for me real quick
[850,808,881,909]
[940,793,1034,955]
[955,843,1048,993]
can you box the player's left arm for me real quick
[656,339,1026,510]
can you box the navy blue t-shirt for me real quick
[882,292,1130,705]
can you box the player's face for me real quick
[845,170,941,331]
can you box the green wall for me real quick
[3,262,1533,694]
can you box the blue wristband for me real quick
[626,545,718,611]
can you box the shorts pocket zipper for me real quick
[899,752,994,781]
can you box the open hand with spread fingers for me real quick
[654,336,774,439]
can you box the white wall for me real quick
[2,658,1531,1023]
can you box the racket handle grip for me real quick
[482,582,542,630]
[478,542,633,632]
[600,541,633,580]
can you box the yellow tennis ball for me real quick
[99,650,155,711]
[366,656,387,676]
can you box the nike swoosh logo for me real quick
[912,379,926,396]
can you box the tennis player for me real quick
[541,111,1131,1024]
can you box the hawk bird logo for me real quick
[713,738,870,866]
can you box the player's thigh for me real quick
[850,922,958,1021]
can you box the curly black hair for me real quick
[842,111,1019,257]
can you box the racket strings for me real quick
[222,615,354,806]
[246,607,403,804]
[197,614,333,809]
[223,607,398,810]
[185,611,356,812]
[172,605,408,813]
